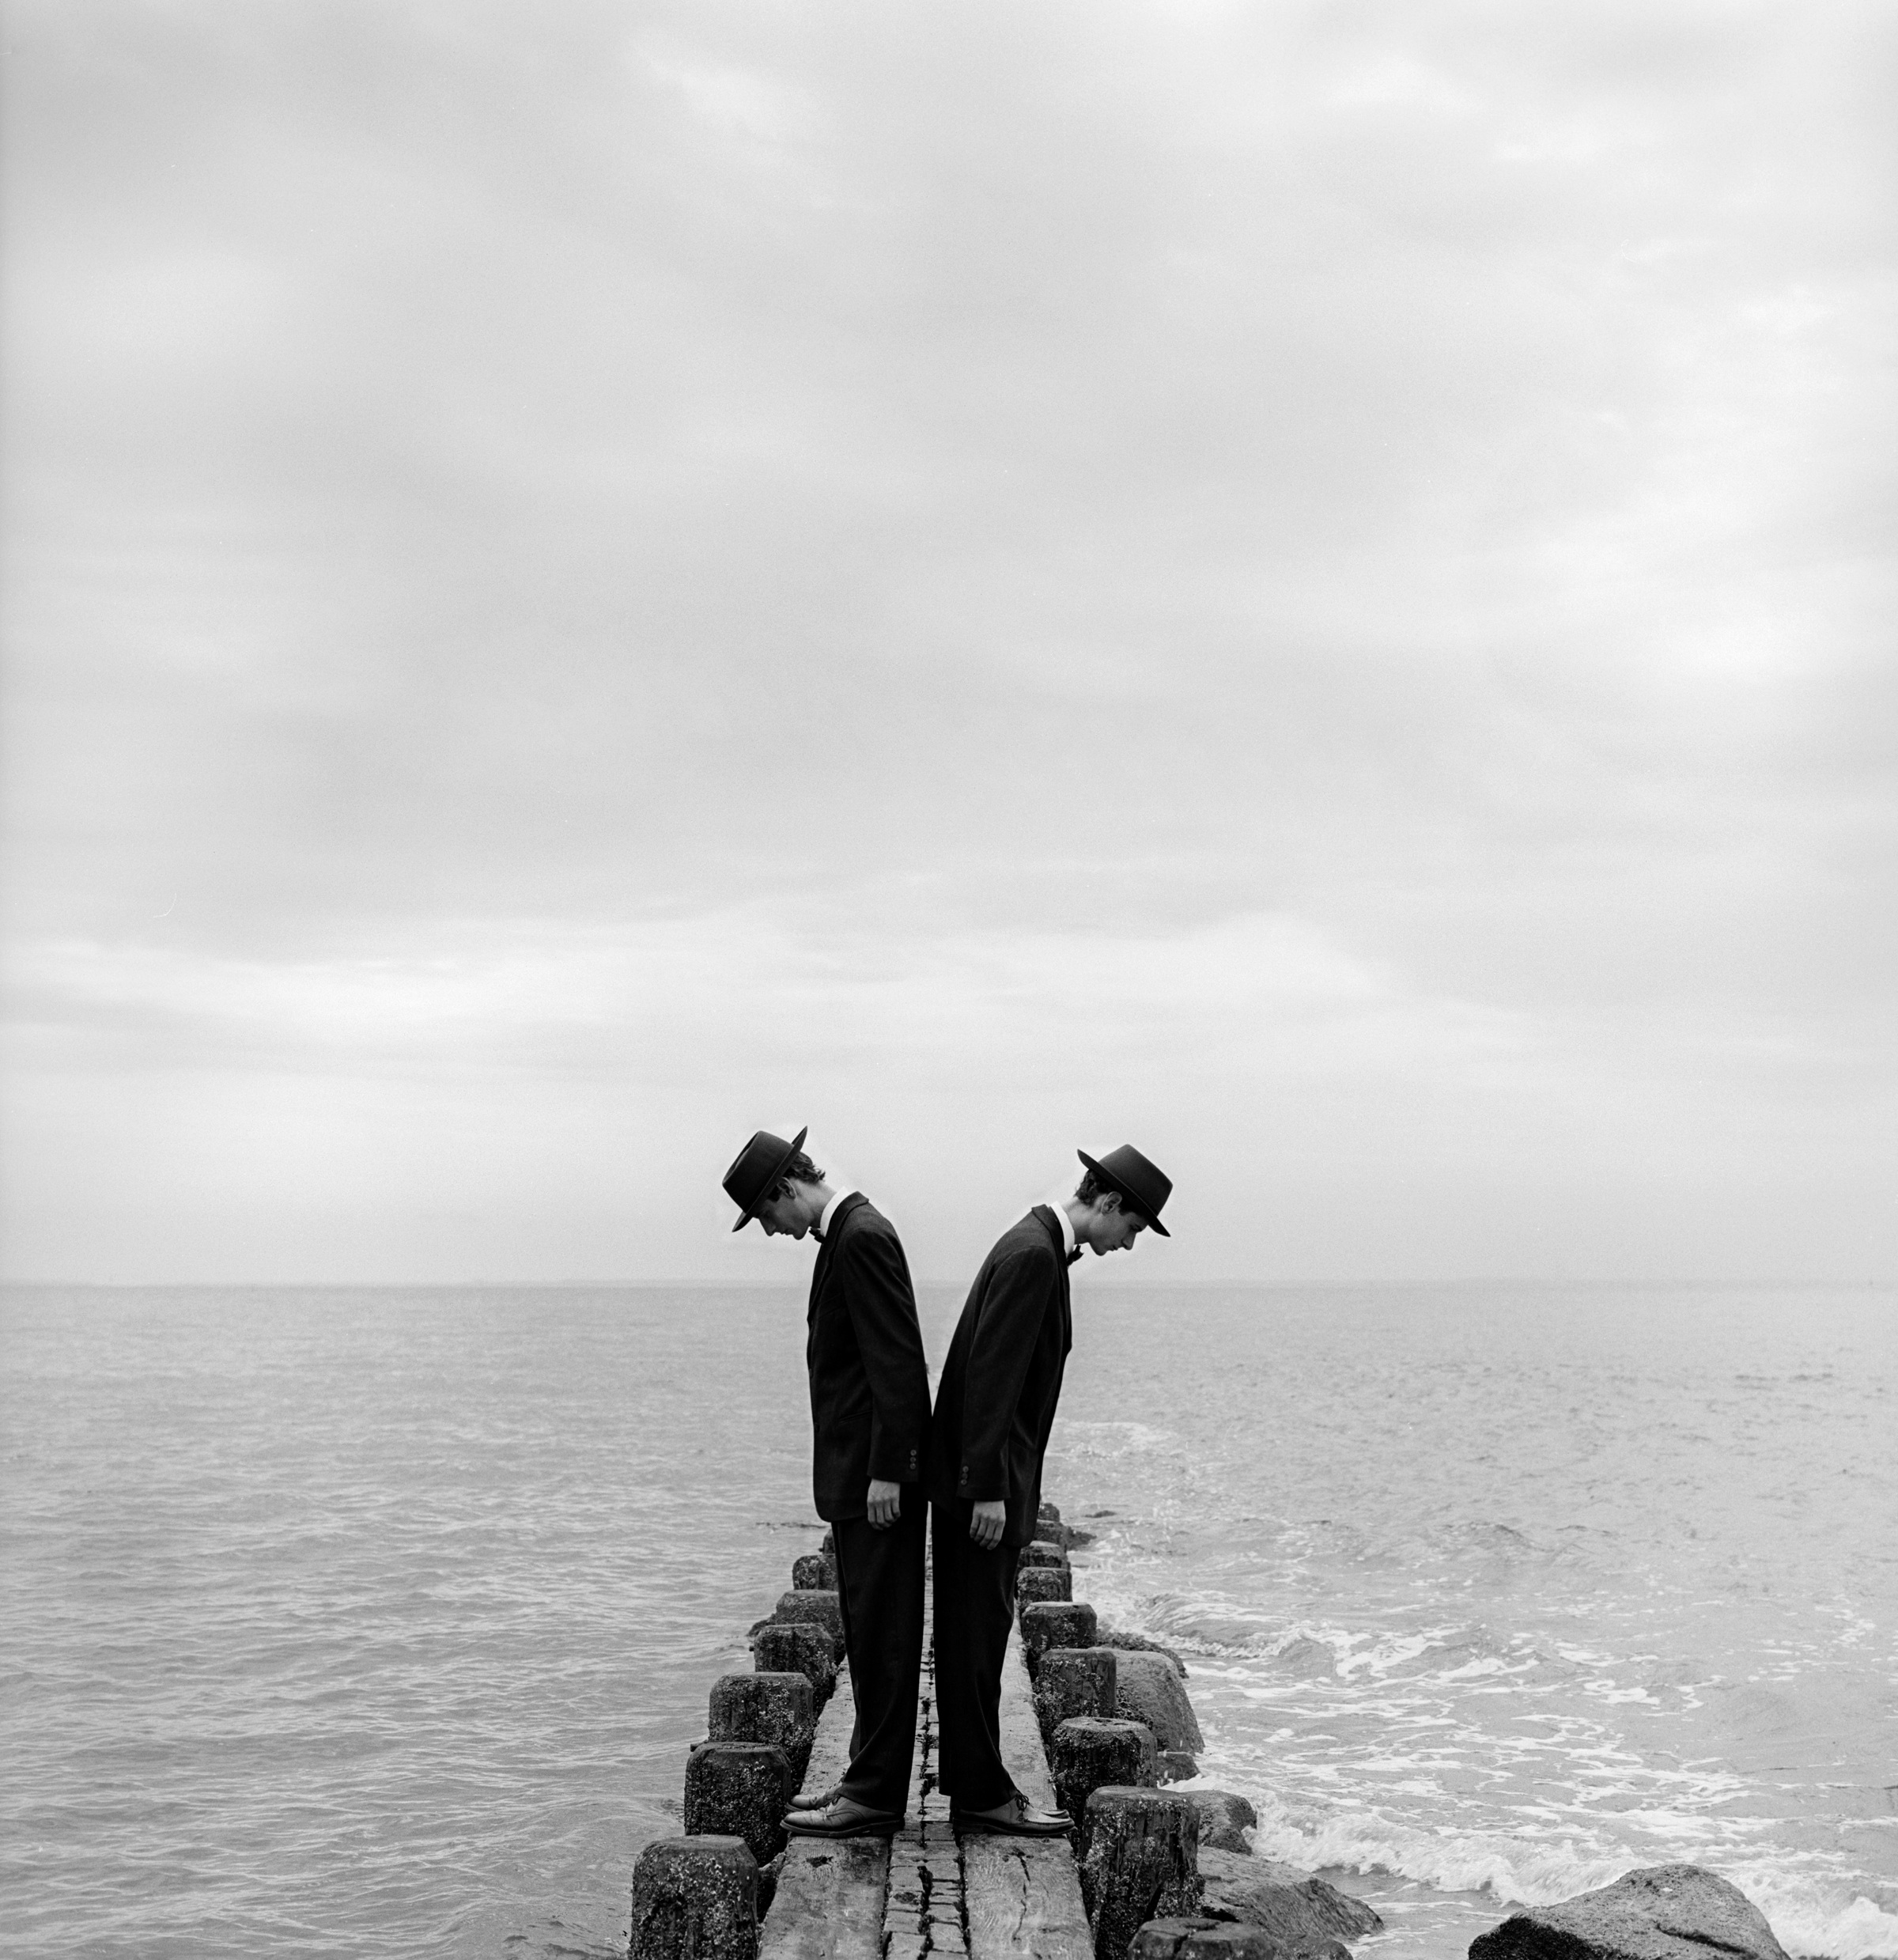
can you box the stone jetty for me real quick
[630,1501,1389,1960]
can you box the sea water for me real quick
[1,1283,1892,1958]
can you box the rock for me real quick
[791,1553,835,1591]
[1467,1864,1791,1960]
[1081,1786,1202,1960]
[820,1527,834,1557]
[709,1672,816,1787]
[1132,1920,1349,1960]
[1110,1650,1205,1754]
[1035,1647,1118,1742]
[630,1833,758,1960]
[1051,1717,1159,1838]
[751,1621,837,1708]
[1036,1500,1095,1549]
[683,1742,790,1867]
[1018,1565,1075,1607]
[769,1589,845,1660]
[1020,1600,1098,1678]
[1099,1624,1191,1678]
[1184,1792,1257,1853]
[757,1849,785,1920]
[1020,1539,1072,1571]
[1156,1752,1200,1784]
[1197,1848,1383,1944]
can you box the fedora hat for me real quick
[1076,1144,1173,1235]
[723,1126,808,1231]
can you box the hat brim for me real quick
[1076,1149,1170,1235]
[733,1126,808,1230]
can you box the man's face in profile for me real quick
[755,1190,811,1239]
[1091,1198,1147,1255]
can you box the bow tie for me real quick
[1066,1247,1083,1266]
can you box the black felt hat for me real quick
[1076,1144,1173,1235]
[723,1126,808,1231]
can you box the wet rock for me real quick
[1197,1848,1383,1944]
[684,1742,791,1867]
[1467,1864,1790,1960]
[1019,1539,1072,1571]
[709,1672,816,1787]
[1051,1717,1159,1841]
[1156,1753,1199,1784]
[1018,1565,1075,1607]
[1037,1501,1096,1549]
[1132,1920,1349,1960]
[1081,1786,1201,1960]
[1020,1601,1097,1679]
[1110,1650,1205,1754]
[1185,1792,1257,1852]
[1034,1646,1118,1742]
[1099,1624,1191,1678]
[751,1622,837,1708]
[630,1833,758,1960]
[769,1589,845,1660]
[791,1553,835,1591]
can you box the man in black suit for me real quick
[724,1126,932,1838]
[928,1144,1173,1837]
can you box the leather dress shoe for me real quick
[785,1799,905,1839]
[951,1795,1072,1837]
[786,1784,842,1812]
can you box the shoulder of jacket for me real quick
[991,1222,1057,1273]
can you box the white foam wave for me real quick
[1249,1803,1898,1956]
[1746,1885,1898,1960]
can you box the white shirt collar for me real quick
[1050,1201,1077,1258]
[815,1187,856,1241]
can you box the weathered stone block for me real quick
[1099,1625,1190,1678]
[1132,1920,1344,1960]
[1035,1646,1118,1742]
[751,1621,837,1708]
[683,1742,790,1867]
[791,1552,836,1591]
[770,1589,845,1660]
[1183,1791,1257,1853]
[1110,1650,1205,1754]
[1197,1848,1383,1943]
[1018,1565,1074,1607]
[1020,1600,1097,1678]
[709,1672,816,1786]
[1468,1864,1790,1960]
[630,1833,758,1960]
[1156,1752,1199,1784]
[1052,1717,1159,1841]
[1019,1539,1071,1570]
[1081,1785,1200,1960]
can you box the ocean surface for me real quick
[1,1281,1892,1959]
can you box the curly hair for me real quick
[771,1149,827,1199]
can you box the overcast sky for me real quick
[2,2,1892,1285]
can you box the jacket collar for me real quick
[810,1192,871,1315]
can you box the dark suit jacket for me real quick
[807,1193,932,1522]
[928,1205,1073,1549]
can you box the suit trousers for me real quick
[930,1499,1022,1813]
[830,1493,928,1814]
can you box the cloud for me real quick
[2,1,1893,1281]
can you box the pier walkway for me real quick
[762,1587,1091,1960]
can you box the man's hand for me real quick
[866,1479,902,1530]
[969,1500,1007,1551]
